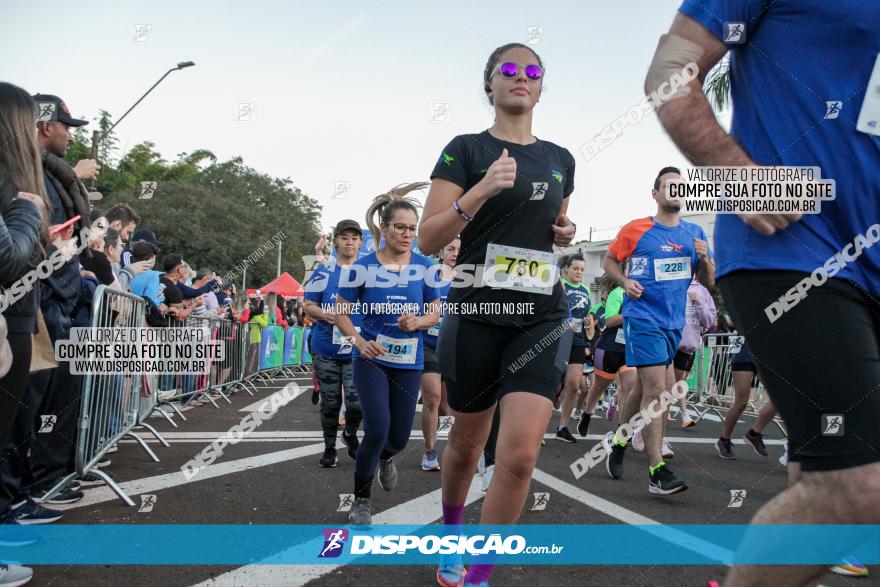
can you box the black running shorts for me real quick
[568,345,588,365]
[437,315,573,413]
[423,343,441,375]
[673,349,695,373]
[720,270,880,472]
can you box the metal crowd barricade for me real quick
[257,323,287,382]
[42,285,167,507]
[688,333,786,435]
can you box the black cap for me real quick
[334,219,362,237]
[32,94,88,127]
[131,227,162,247]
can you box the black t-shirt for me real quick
[160,277,184,305]
[80,249,115,286]
[430,130,575,327]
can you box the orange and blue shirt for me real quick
[608,217,711,330]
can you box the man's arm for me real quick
[603,252,643,299]
[649,12,801,235]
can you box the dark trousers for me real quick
[313,353,362,448]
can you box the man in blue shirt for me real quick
[652,3,880,584]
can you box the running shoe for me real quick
[648,463,687,495]
[555,426,577,443]
[481,465,494,493]
[436,558,467,587]
[831,559,869,577]
[778,441,789,466]
[572,409,583,421]
[743,429,769,457]
[78,473,105,487]
[715,438,735,459]
[378,458,398,491]
[606,444,625,479]
[30,487,83,505]
[552,393,561,412]
[577,412,591,437]
[682,417,696,429]
[606,396,618,421]
[661,438,675,459]
[341,430,359,460]
[477,453,486,476]
[0,564,32,587]
[97,458,111,468]
[632,431,645,452]
[348,497,372,525]
[421,451,441,472]
[10,498,62,525]
[319,446,338,468]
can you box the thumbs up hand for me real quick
[479,148,517,199]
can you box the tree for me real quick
[76,120,323,288]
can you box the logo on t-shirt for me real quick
[551,169,564,184]
[530,182,549,200]
[439,152,455,167]
[660,241,684,253]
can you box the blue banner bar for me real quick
[1,525,877,565]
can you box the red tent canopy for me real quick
[256,272,304,297]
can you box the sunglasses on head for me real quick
[495,62,543,81]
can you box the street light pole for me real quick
[89,61,195,188]
[276,241,283,278]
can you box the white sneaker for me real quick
[572,409,583,421]
[157,389,176,402]
[779,441,789,466]
[632,431,645,452]
[477,453,486,476]
[0,564,33,586]
[661,438,675,459]
[480,465,494,493]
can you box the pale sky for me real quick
[3,0,730,243]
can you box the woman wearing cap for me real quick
[334,183,441,525]
[418,43,577,587]
[302,220,366,469]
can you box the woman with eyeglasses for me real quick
[419,43,577,587]
[334,183,441,526]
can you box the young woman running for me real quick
[556,254,591,443]
[303,220,365,468]
[420,238,460,471]
[335,184,441,525]
[576,278,638,438]
[419,43,577,587]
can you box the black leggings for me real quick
[0,332,32,449]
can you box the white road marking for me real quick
[61,442,329,510]
[194,477,485,586]
[532,468,733,562]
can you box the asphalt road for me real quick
[28,375,877,587]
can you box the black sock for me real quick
[354,475,373,499]
[719,436,730,442]
[380,449,394,461]
[747,428,758,437]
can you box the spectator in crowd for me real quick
[239,297,269,374]
[0,84,56,587]
[104,203,139,246]
[129,242,166,323]
[191,269,223,316]
[284,298,297,326]
[103,227,123,281]
[13,92,96,510]
[265,292,289,327]
[80,216,117,288]
[121,227,161,268]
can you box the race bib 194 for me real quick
[376,333,417,365]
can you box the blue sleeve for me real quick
[303,264,328,301]
[679,0,772,44]
[177,280,218,298]
[336,264,362,304]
